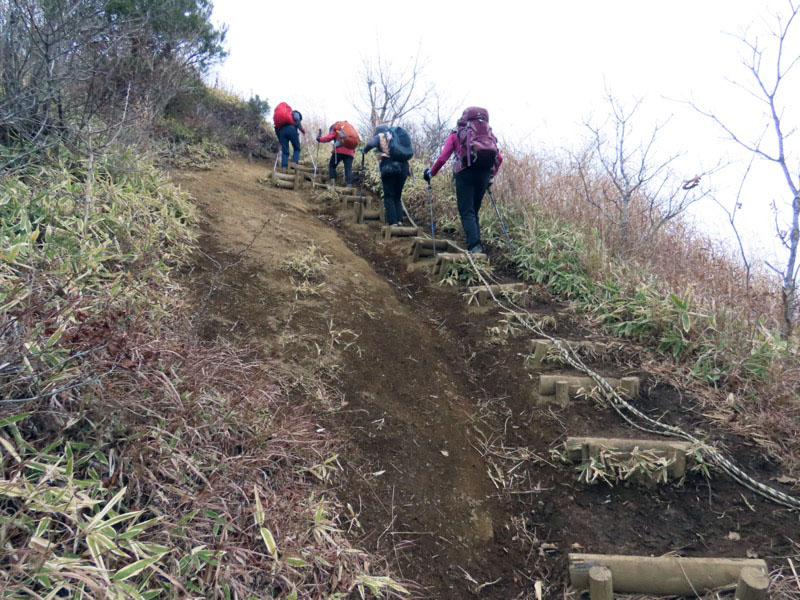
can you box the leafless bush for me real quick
[0,0,225,168]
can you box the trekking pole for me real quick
[359,151,365,208]
[427,182,436,258]
[273,149,280,171]
[304,132,317,177]
[316,128,321,176]
[487,187,514,252]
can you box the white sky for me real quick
[210,0,800,269]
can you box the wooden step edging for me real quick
[273,179,296,190]
[538,374,639,405]
[568,554,768,597]
[380,226,421,240]
[527,339,610,369]
[353,201,383,224]
[466,283,527,305]
[565,436,694,478]
[431,252,488,281]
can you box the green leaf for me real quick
[87,486,127,530]
[112,554,164,581]
[259,527,277,559]
[284,556,309,568]
[253,486,264,527]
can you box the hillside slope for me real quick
[178,158,798,599]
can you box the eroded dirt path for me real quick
[176,158,798,599]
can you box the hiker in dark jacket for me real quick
[362,125,410,226]
[317,126,355,186]
[425,108,503,253]
[275,108,305,169]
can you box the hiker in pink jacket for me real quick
[425,107,503,253]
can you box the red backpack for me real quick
[273,102,294,129]
[454,107,499,171]
[332,121,359,149]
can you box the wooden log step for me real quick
[362,209,381,221]
[527,339,609,368]
[410,238,450,262]
[287,164,316,174]
[466,283,527,305]
[431,251,487,276]
[381,226,420,240]
[273,179,295,189]
[273,171,297,182]
[568,554,767,596]
[538,374,639,404]
[564,436,694,478]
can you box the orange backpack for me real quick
[333,121,359,149]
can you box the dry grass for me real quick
[486,151,800,475]
[0,150,407,598]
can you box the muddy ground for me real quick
[174,158,798,599]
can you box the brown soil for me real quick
[175,158,798,599]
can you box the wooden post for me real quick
[735,566,769,600]
[588,566,613,600]
[620,377,639,398]
[353,201,363,224]
[569,554,767,596]
[529,340,549,368]
[555,380,570,406]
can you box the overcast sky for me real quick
[210,0,800,266]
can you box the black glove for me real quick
[315,135,321,142]
[487,177,494,189]
[360,147,366,154]
[423,168,431,183]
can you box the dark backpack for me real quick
[454,107,498,171]
[388,127,413,161]
[291,110,303,128]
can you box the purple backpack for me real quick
[454,107,499,172]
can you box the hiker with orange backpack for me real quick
[362,125,414,226]
[424,107,503,253]
[317,121,359,186]
[273,101,306,169]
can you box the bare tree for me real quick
[417,91,461,160]
[0,0,225,165]
[578,92,713,250]
[693,2,800,337]
[355,45,432,134]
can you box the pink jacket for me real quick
[318,132,355,157]
[430,131,503,177]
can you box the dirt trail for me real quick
[176,158,797,599]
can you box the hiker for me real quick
[317,121,359,186]
[362,125,414,226]
[424,107,503,253]
[273,101,305,169]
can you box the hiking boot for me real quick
[391,222,403,227]
[468,244,484,254]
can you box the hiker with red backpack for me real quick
[424,107,503,253]
[362,125,414,226]
[317,121,359,186]
[273,102,306,169]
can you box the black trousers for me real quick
[454,166,492,250]
[381,172,408,225]
[328,153,353,185]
